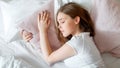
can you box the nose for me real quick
[58,25,63,32]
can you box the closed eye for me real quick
[60,21,65,24]
[61,22,65,24]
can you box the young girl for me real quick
[22,2,106,68]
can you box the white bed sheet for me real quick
[102,53,120,68]
[0,36,120,68]
[0,37,68,68]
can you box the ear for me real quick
[74,16,80,24]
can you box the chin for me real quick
[62,33,70,37]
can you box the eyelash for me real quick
[61,21,65,24]
[57,21,65,26]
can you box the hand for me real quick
[21,30,33,42]
[38,11,51,32]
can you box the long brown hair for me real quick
[56,2,95,43]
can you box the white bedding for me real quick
[0,37,120,68]
[0,56,33,68]
[0,0,120,68]
[0,37,68,68]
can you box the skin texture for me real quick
[37,11,81,65]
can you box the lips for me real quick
[60,30,64,33]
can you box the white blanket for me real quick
[0,37,68,68]
[0,56,33,68]
[0,37,120,68]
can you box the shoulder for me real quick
[65,33,88,53]
[67,32,91,45]
[65,32,94,53]
[66,35,83,47]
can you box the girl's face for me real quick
[57,12,80,37]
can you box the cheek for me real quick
[63,24,73,34]
[67,23,76,30]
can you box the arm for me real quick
[38,11,76,65]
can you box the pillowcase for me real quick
[0,0,48,42]
[0,5,4,36]
[17,0,61,51]
[91,0,120,57]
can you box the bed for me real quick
[0,0,120,68]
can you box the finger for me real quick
[48,19,51,26]
[44,11,49,21]
[37,13,40,23]
[42,11,46,21]
[24,34,32,39]
[25,34,33,39]
[26,37,32,42]
[41,11,44,20]
[23,30,30,35]
[25,37,32,42]
[23,37,29,42]
[45,11,49,22]
[24,32,32,37]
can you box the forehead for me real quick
[57,12,68,21]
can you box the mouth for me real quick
[60,30,64,33]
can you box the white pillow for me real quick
[0,0,48,42]
[90,0,120,57]
[0,6,4,36]
[17,0,61,51]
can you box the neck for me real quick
[72,26,81,36]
